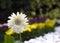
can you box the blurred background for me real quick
[0,0,60,24]
[0,0,60,43]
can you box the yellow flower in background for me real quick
[30,23,38,29]
[45,19,55,27]
[22,23,38,32]
[24,28,31,32]
[5,29,14,35]
[38,23,45,29]
[22,25,31,32]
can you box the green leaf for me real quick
[4,35,14,43]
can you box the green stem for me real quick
[20,34,23,43]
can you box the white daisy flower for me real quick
[7,12,28,33]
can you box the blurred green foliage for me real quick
[0,0,60,23]
[0,0,12,9]
[12,27,55,41]
[0,0,60,15]
[4,35,14,43]
[45,8,60,19]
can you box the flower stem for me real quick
[20,33,23,43]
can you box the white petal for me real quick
[17,12,20,16]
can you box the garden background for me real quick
[0,0,60,43]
